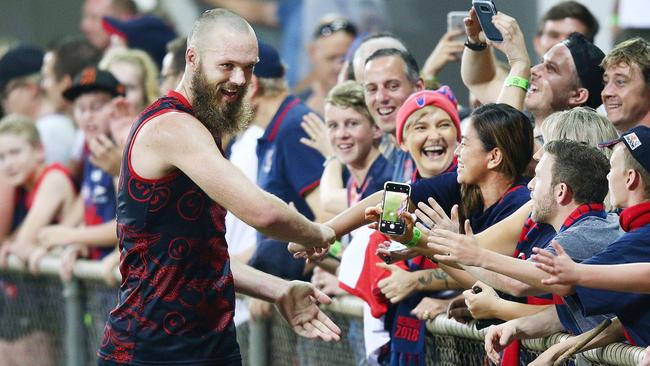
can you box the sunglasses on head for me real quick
[314,19,357,39]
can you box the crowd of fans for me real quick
[0,0,649,365]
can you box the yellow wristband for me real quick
[505,75,530,91]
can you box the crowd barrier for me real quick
[0,256,645,366]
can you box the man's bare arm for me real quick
[304,186,336,223]
[318,160,348,215]
[325,190,382,238]
[533,242,650,294]
[147,113,331,246]
[0,180,15,241]
[474,201,532,255]
[510,305,564,339]
[460,8,507,105]
[460,250,570,297]
[231,259,342,342]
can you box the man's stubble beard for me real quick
[191,67,253,136]
[531,189,557,224]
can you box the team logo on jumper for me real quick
[177,190,205,220]
[163,312,186,335]
[624,132,642,150]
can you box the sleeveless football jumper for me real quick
[98,91,240,366]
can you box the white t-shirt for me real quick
[225,125,265,256]
[36,113,76,165]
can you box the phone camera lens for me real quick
[479,4,490,12]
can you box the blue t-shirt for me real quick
[573,224,650,346]
[410,172,530,233]
[410,172,461,218]
[251,95,324,280]
[256,95,323,219]
[347,154,392,205]
[81,155,116,260]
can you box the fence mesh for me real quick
[0,261,645,366]
[0,271,66,366]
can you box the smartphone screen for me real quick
[472,0,503,42]
[379,182,410,235]
[447,11,467,43]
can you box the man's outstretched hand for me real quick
[276,281,342,342]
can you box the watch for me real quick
[464,39,487,51]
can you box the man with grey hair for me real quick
[97,9,340,366]
[351,33,407,83]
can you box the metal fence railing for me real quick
[0,256,645,366]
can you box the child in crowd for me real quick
[32,67,125,279]
[0,114,77,264]
[0,114,77,366]
[99,48,160,113]
[92,49,161,284]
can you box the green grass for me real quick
[382,192,407,223]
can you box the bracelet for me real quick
[405,227,421,248]
[322,155,338,167]
[421,74,440,90]
[328,240,342,257]
[505,75,530,91]
[464,39,487,51]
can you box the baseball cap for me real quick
[599,126,650,173]
[0,45,44,93]
[62,67,125,102]
[102,15,177,67]
[254,42,284,79]
[562,32,605,109]
[395,86,461,145]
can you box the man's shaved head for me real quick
[188,8,255,49]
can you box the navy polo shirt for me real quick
[573,224,650,346]
[410,172,530,233]
[251,95,324,280]
[256,96,324,218]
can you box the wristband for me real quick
[322,155,338,167]
[464,39,487,51]
[421,74,440,90]
[505,75,530,91]
[405,227,421,248]
[328,240,342,257]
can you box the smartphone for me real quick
[472,286,505,329]
[447,11,467,43]
[472,0,503,42]
[379,182,411,236]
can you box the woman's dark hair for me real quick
[459,103,534,232]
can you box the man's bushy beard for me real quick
[191,68,253,136]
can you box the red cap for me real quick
[395,86,461,145]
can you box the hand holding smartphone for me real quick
[447,11,467,43]
[471,285,505,330]
[379,182,411,236]
[471,0,503,42]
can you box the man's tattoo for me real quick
[418,270,450,289]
